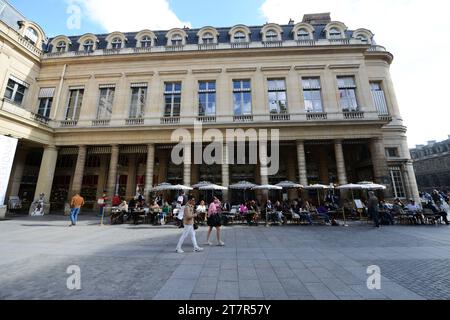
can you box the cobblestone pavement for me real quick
[1,215,450,300]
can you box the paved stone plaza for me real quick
[1,215,450,300]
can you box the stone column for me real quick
[191,164,200,186]
[158,151,168,184]
[96,155,108,199]
[287,151,298,200]
[7,148,28,197]
[71,145,87,197]
[183,143,191,186]
[145,144,155,198]
[334,140,348,185]
[370,138,390,185]
[259,142,269,185]
[222,144,230,201]
[405,161,421,204]
[33,145,58,202]
[107,145,120,198]
[296,140,308,186]
[126,154,137,197]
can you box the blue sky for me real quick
[6,0,450,147]
[9,0,266,36]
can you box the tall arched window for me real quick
[83,40,94,52]
[234,31,246,43]
[202,32,214,44]
[111,37,122,49]
[266,29,278,42]
[141,36,152,48]
[25,27,39,44]
[56,41,67,53]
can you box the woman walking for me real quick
[206,197,225,246]
[176,197,204,253]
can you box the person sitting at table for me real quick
[126,198,137,223]
[150,201,161,224]
[222,201,231,213]
[405,199,425,224]
[246,200,259,226]
[112,194,121,207]
[112,200,128,225]
[423,200,450,225]
[274,201,286,225]
[315,204,332,225]
[379,200,395,225]
[196,200,208,225]
[161,201,171,225]
[239,203,248,220]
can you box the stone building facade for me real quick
[0,3,419,211]
[410,137,450,193]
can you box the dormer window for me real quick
[171,33,183,46]
[297,29,310,40]
[234,31,246,43]
[83,40,94,52]
[202,32,214,44]
[141,36,152,48]
[329,28,342,39]
[266,30,278,42]
[56,41,67,53]
[25,27,39,44]
[111,37,122,49]
[357,34,368,44]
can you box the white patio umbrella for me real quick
[171,184,194,191]
[229,181,257,202]
[358,182,387,190]
[199,184,228,203]
[336,184,364,226]
[303,184,333,206]
[152,183,175,191]
[253,185,283,226]
[192,181,212,189]
[275,181,304,189]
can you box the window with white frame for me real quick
[129,84,147,119]
[266,29,278,42]
[4,78,27,105]
[164,82,182,117]
[233,80,252,115]
[171,34,183,46]
[202,32,214,44]
[268,79,287,114]
[233,31,246,43]
[111,37,122,49]
[141,36,152,48]
[297,29,310,40]
[25,27,38,44]
[338,76,359,112]
[370,82,389,116]
[65,88,84,121]
[56,41,67,53]
[329,28,342,39]
[37,88,55,118]
[97,86,115,120]
[199,81,216,116]
[302,78,323,113]
[83,40,94,52]
[390,167,406,198]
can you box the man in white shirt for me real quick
[176,201,184,228]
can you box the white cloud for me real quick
[73,0,190,31]
[261,0,450,147]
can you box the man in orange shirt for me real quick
[70,193,85,227]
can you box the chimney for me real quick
[416,145,425,149]
[427,141,436,146]
[302,13,331,25]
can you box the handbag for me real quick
[194,223,199,230]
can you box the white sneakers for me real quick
[206,241,213,246]
[176,247,204,253]
[218,241,225,247]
